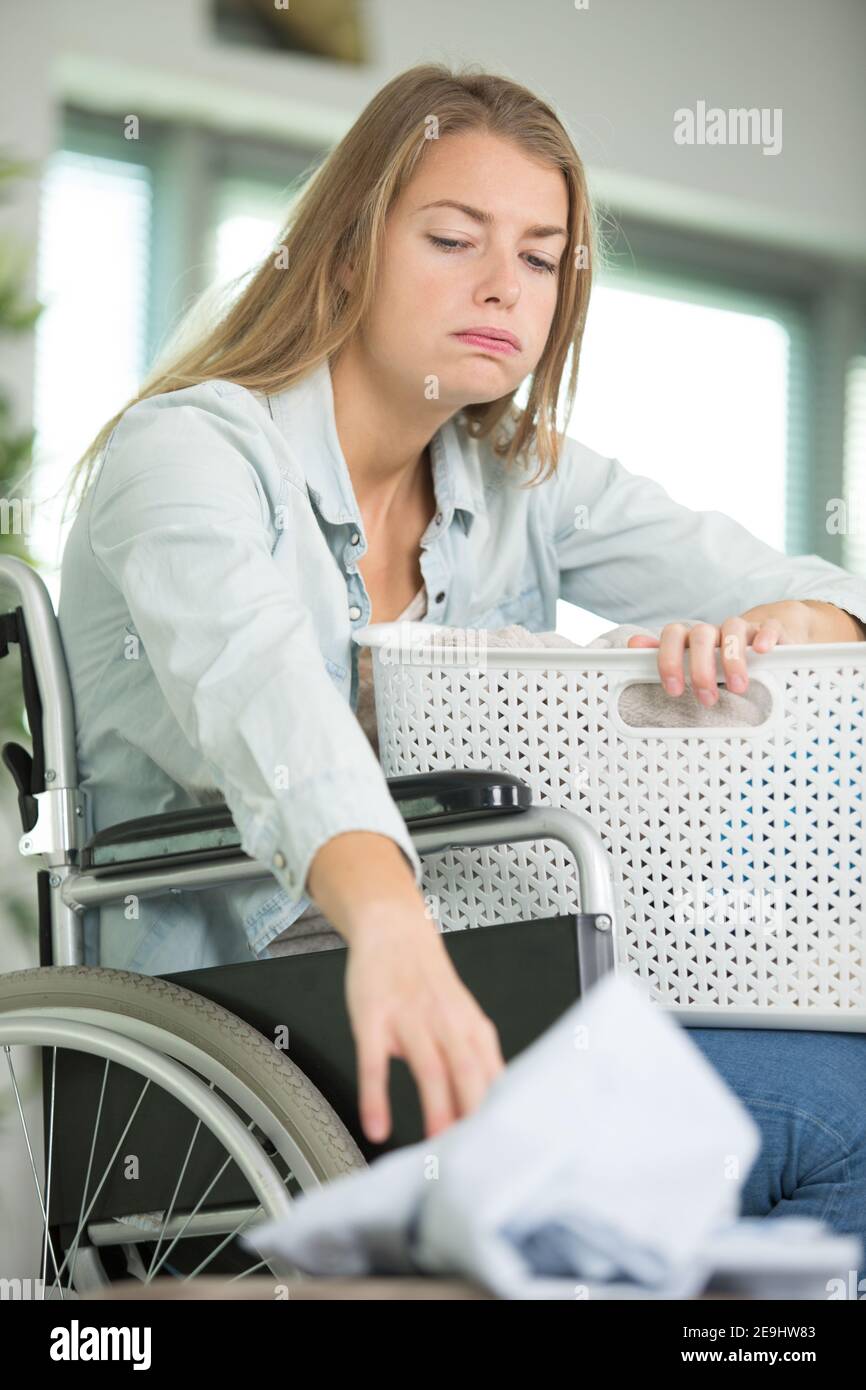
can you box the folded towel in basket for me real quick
[429,617,696,650]
[242,970,859,1299]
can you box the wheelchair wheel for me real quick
[0,967,366,1295]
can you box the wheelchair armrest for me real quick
[386,768,531,827]
[79,770,531,873]
[79,803,243,873]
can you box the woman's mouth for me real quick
[452,330,520,356]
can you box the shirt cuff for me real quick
[243,767,425,909]
[801,593,866,638]
[837,607,866,639]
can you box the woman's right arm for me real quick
[306,830,505,1142]
[86,383,504,1140]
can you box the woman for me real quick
[59,63,866,1261]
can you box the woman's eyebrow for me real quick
[415,199,568,240]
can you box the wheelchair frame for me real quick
[0,554,618,983]
[0,550,622,1289]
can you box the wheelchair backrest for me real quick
[0,556,80,831]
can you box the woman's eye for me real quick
[524,254,558,276]
[427,234,472,252]
[426,235,557,275]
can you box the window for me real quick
[842,355,866,579]
[27,113,319,594]
[548,269,799,641]
[208,176,292,289]
[31,149,152,582]
[569,276,791,548]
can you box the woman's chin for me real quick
[448,361,521,402]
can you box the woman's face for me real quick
[353,129,570,409]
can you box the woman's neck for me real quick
[329,345,452,526]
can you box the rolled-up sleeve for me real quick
[87,385,423,907]
[552,437,866,632]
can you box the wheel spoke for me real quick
[41,1048,57,1299]
[3,1045,64,1297]
[181,1204,264,1281]
[227,1257,271,1282]
[52,1076,152,1289]
[64,1057,110,1296]
[144,1099,209,1282]
[210,1165,300,1282]
[146,1127,255,1281]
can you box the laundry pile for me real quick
[242,971,859,1299]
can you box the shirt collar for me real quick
[267,358,485,536]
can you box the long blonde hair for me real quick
[63,61,602,521]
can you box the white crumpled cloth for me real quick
[241,971,859,1299]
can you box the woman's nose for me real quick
[473,252,520,307]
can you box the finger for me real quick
[484,1016,508,1078]
[626,634,659,648]
[465,1017,507,1097]
[719,618,751,694]
[656,622,691,696]
[440,1022,494,1120]
[750,620,783,652]
[683,623,721,704]
[398,1023,459,1139]
[467,1011,508,1085]
[444,993,508,1089]
[354,1017,393,1143]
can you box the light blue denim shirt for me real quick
[57,357,866,974]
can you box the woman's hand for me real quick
[344,902,506,1142]
[625,600,819,705]
[305,829,506,1145]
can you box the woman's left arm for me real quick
[550,436,866,702]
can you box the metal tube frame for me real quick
[1,556,617,990]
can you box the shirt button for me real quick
[434,512,443,525]
[272,850,286,869]
[350,531,360,545]
[348,604,362,620]
[435,590,446,604]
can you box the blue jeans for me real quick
[687,1025,866,1289]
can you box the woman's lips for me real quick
[452,331,519,356]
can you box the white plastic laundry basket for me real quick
[357,622,866,1030]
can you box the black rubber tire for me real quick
[0,965,366,1184]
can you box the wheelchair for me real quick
[0,555,618,1295]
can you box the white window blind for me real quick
[31,150,152,581]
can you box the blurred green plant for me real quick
[0,149,46,950]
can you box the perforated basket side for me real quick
[371,647,866,1027]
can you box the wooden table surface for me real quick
[91,1275,495,1300]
